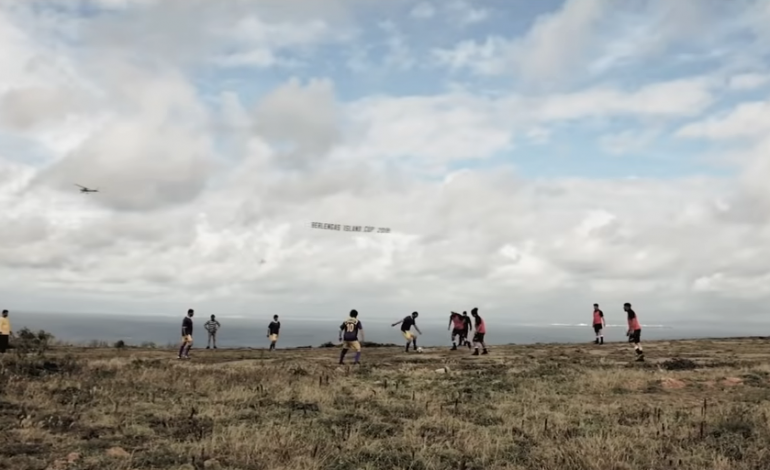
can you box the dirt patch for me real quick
[661,378,687,389]
[661,358,698,371]
[721,377,744,386]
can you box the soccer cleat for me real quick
[206,346,210,349]
[472,350,479,356]
[600,337,604,345]
[451,345,457,351]
[635,349,643,356]
[594,339,599,344]
[482,349,488,355]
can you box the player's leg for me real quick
[451,330,457,350]
[593,324,600,344]
[183,336,193,358]
[178,337,187,359]
[472,333,480,355]
[352,341,362,364]
[411,332,418,351]
[480,334,488,355]
[403,331,411,352]
[339,343,349,364]
[212,331,217,349]
[633,330,643,356]
[206,332,212,349]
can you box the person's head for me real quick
[273,315,279,321]
[411,311,419,318]
[187,309,194,317]
[593,303,599,310]
[210,314,215,320]
[462,311,467,317]
[623,302,631,311]
[471,307,478,317]
[1,309,7,317]
[350,309,358,318]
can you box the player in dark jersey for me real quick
[392,311,421,352]
[267,315,280,351]
[339,309,364,365]
[178,309,194,359]
[461,311,472,348]
[448,311,465,350]
[592,303,605,345]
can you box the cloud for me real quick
[434,0,606,81]
[727,73,770,91]
[409,2,435,19]
[677,100,770,140]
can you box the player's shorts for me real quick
[630,329,641,343]
[451,328,464,338]
[269,334,279,342]
[402,330,414,341]
[593,323,603,334]
[182,335,193,344]
[207,331,217,337]
[473,332,485,343]
[342,340,361,352]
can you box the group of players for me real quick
[591,302,645,360]
[176,302,643,363]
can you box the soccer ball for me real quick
[416,347,424,353]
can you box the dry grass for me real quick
[3,338,770,469]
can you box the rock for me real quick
[67,452,81,463]
[106,447,130,458]
[204,459,222,469]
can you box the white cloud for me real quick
[677,100,770,140]
[727,73,770,91]
[409,2,435,19]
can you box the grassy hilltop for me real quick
[2,338,770,470]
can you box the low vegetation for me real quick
[2,336,770,469]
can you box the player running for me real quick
[624,302,643,360]
[392,311,421,352]
[339,309,364,365]
[204,314,221,349]
[592,303,605,345]
[178,309,194,359]
[267,315,281,351]
[448,311,466,350]
[470,308,488,355]
[461,311,472,348]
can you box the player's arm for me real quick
[448,315,453,330]
[600,311,605,328]
[266,325,271,337]
[415,323,422,335]
[338,323,345,342]
[359,325,365,342]
[217,321,221,329]
[391,319,403,327]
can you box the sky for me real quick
[1,0,770,323]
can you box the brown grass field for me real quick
[2,337,770,470]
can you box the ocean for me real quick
[7,312,769,349]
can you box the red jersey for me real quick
[475,317,486,334]
[592,309,603,325]
[452,316,464,329]
[627,310,641,331]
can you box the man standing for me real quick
[392,311,421,353]
[178,309,194,360]
[339,309,364,365]
[267,315,280,351]
[448,311,465,350]
[592,303,605,345]
[624,302,643,360]
[461,311,472,348]
[0,310,11,354]
[470,308,488,355]
[204,315,221,349]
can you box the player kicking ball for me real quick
[339,309,364,365]
[448,311,465,350]
[392,311,421,353]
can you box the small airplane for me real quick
[75,184,99,193]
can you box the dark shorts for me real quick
[593,323,603,334]
[473,332,485,343]
[0,334,8,353]
[452,328,464,338]
[631,329,641,343]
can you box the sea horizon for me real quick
[5,311,768,349]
